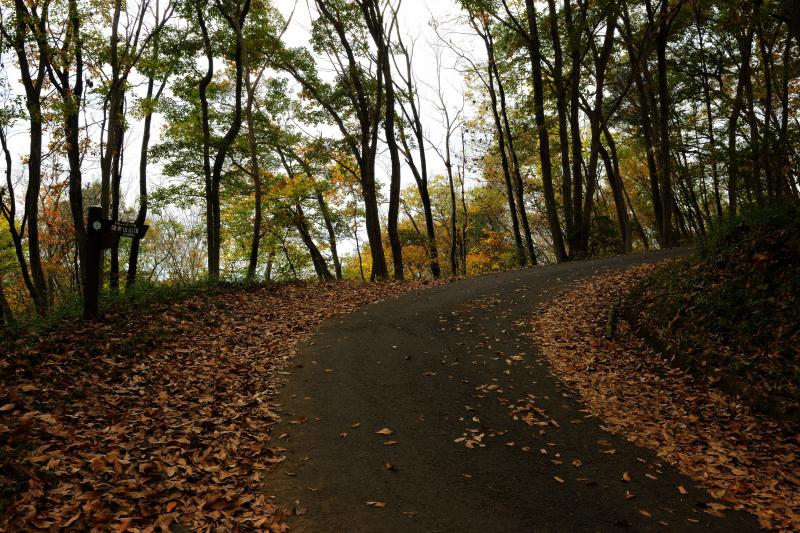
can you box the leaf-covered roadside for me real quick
[627,206,800,416]
[531,264,799,531]
[0,279,441,531]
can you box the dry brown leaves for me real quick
[531,264,800,531]
[0,279,441,531]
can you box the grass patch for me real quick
[628,202,800,415]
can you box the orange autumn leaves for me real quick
[531,264,800,531]
[1,279,442,531]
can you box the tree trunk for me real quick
[128,75,165,288]
[207,0,251,280]
[394,32,441,279]
[547,0,573,260]
[484,34,525,267]
[565,0,587,257]
[10,0,49,315]
[292,204,334,281]
[628,36,663,239]
[381,52,404,280]
[693,2,723,217]
[655,0,673,247]
[109,120,124,293]
[599,128,632,252]
[0,275,13,326]
[445,141,459,275]
[315,187,342,279]
[196,3,216,278]
[578,11,617,255]
[245,66,262,280]
[524,0,564,263]
[490,29,537,264]
[0,100,37,310]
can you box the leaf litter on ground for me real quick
[0,279,442,531]
[530,263,799,531]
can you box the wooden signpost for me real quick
[84,206,149,319]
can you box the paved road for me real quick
[267,251,758,532]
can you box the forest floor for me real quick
[533,264,799,531]
[2,248,796,531]
[627,205,800,421]
[0,279,443,531]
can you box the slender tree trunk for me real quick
[756,0,775,198]
[778,32,792,195]
[196,3,215,278]
[445,141,458,275]
[655,0,673,247]
[0,126,37,303]
[128,76,165,288]
[315,187,342,279]
[282,234,297,280]
[393,32,441,279]
[10,0,49,315]
[522,0,563,263]
[566,0,586,257]
[625,11,663,238]
[264,249,275,282]
[489,30,537,264]
[693,1,723,217]
[727,30,752,216]
[353,224,365,281]
[0,275,13,326]
[380,41,404,280]
[110,120,124,293]
[291,204,334,281]
[623,182,649,249]
[207,0,251,279]
[360,166,388,281]
[600,126,632,252]
[24,102,47,315]
[548,0,573,259]
[743,48,764,206]
[459,130,468,274]
[579,11,617,255]
[484,39,525,266]
[245,68,262,280]
[62,0,88,299]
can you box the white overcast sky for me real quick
[274,0,480,186]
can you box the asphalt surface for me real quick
[267,250,759,532]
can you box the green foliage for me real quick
[630,202,800,409]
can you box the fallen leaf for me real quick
[376,427,393,436]
[366,501,386,508]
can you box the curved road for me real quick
[268,251,758,532]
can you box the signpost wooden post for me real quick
[84,206,148,319]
